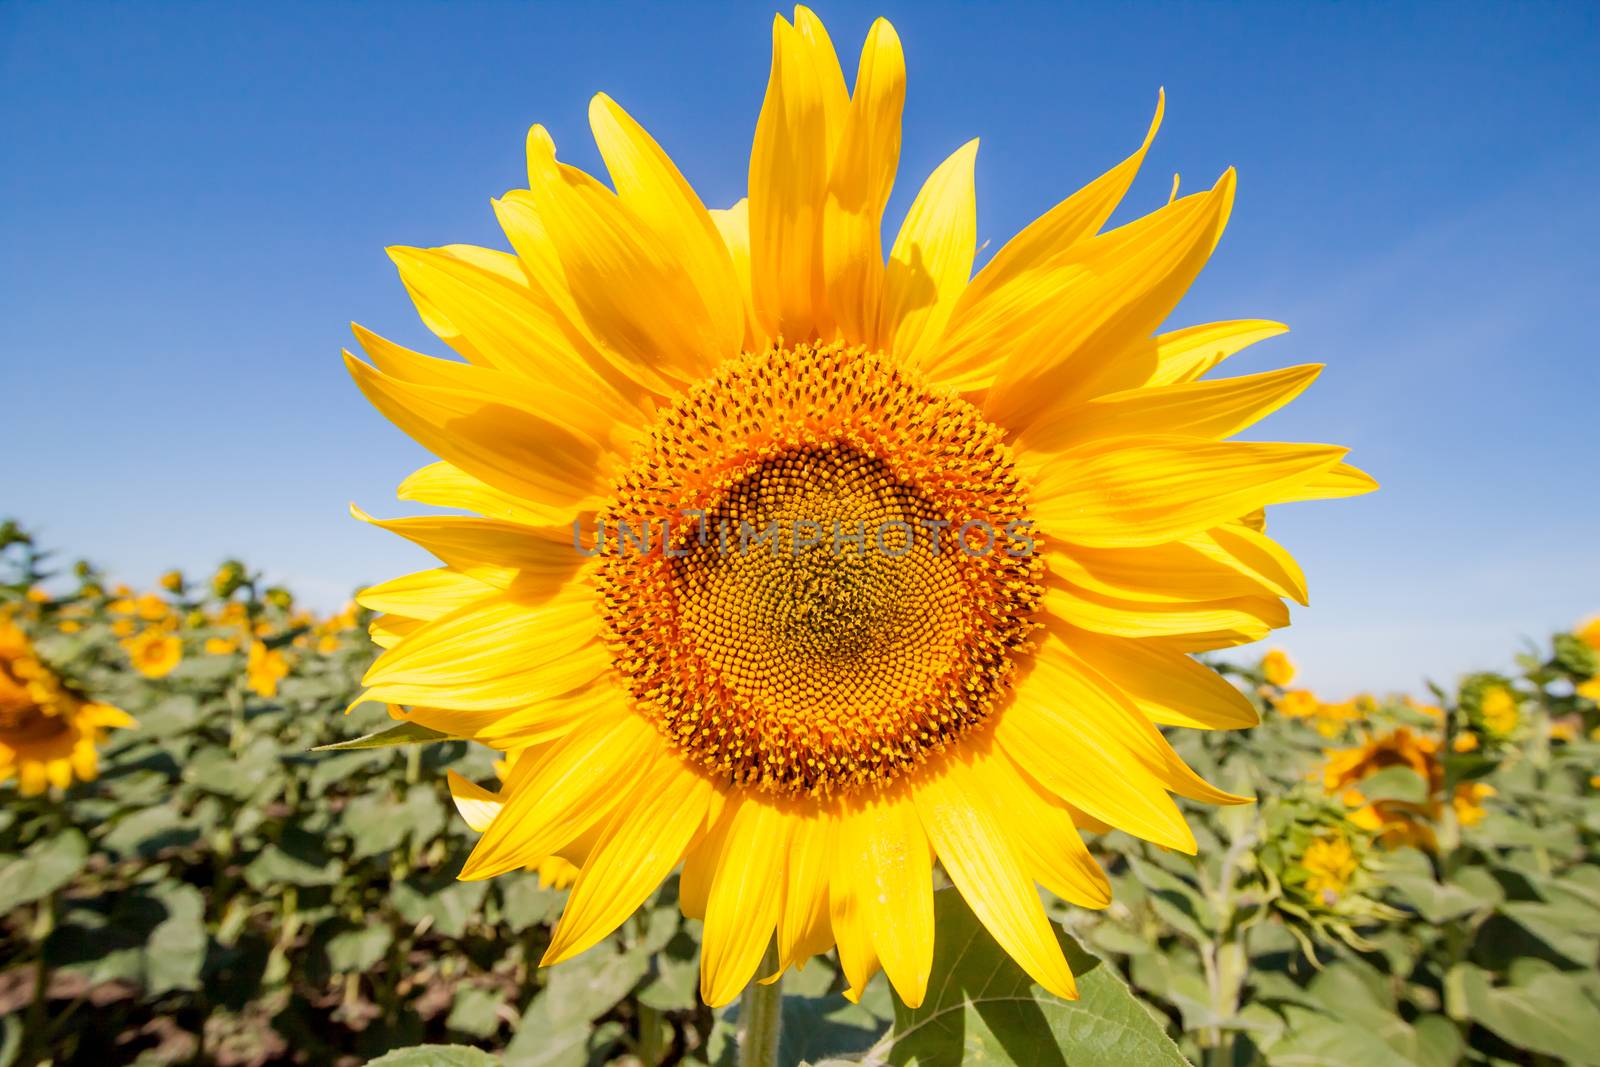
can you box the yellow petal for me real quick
[381,247,638,424]
[543,757,714,963]
[922,93,1163,389]
[968,750,1111,908]
[447,769,502,832]
[344,354,609,514]
[838,790,934,1008]
[828,850,881,1002]
[502,131,731,389]
[1062,628,1260,731]
[1199,523,1309,606]
[777,807,836,973]
[749,14,838,341]
[1142,319,1290,388]
[1275,462,1380,502]
[350,507,581,598]
[1033,436,1347,549]
[822,18,905,348]
[362,591,602,710]
[357,568,499,622]
[397,461,576,527]
[1045,534,1297,606]
[978,172,1237,425]
[402,680,619,749]
[945,93,1163,336]
[878,139,978,364]
[588,93,744,360]
[709,198,763,351]
[912,753,1078,1000]
[1045,578,1288,646]
[1021,364,1323,455]
[700,797,790,1006]
[460,708,655,880]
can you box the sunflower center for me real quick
[597,343,1042,796]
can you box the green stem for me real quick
[739,941,783,1067]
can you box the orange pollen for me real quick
[596,342,1043,796]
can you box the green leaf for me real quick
[0,829,87,911]
[541,944,652,1027]
[502,997,596,1067]
[870,889,1189,1066]
[1354,766,1429,804]
[1446,962,1600,1063]
[143,881,207,996]
[313,720,456,751]
[365,1046,501,1066]
[447,986,507,1039]
[325,924,393,973]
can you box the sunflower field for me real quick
[3,515,1597,1067]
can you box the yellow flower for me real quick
[1261,649,1295,687]
[1580,677,1600,703]
[1550,721,1576,743]
[1277,689,1319,719]
[1299,831,1358,903]
[346,8,1372,1008]
[111,618,136,638]
[1324,728,1441,795]
[1452,782,1495,827]
[1452,731,1479,753]
[25,586,50,604]
[1577,615,1600,652]
[108,597,138,615]
[246,641,288,698]
[159,570,184,593]
[204,637,240,656]
[317,634,341,654]
[1479,685,1519,738]
[124,630,182,679]
[1,621,135,794]
[135,593,171,622]
[59,620,82,634]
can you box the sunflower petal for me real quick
[1021,364,1323,455]
[588,93,744,360]
[879,139,978,364]
[1033,436,1347,549]
[913,753,1078,1000]
[822,18,905,348]
[700,797,790,1006]
[543,757,714,964]
[840,790,934,1008]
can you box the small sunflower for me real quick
[344,8,1372,1005]
[246,641,289,698]
[1,621,135,795]
[124,628,183,679]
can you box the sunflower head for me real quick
[343,6,1373,1008]
[1,620,135,795]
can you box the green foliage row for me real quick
[2,527,1599,1066]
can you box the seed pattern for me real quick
[597,342,1043,796]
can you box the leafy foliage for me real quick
[1,526,1598,1066]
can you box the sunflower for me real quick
[124,628,183,679]
[246,641,289,698]
[1,620,135,795]
[1297,830,1358,905]
[1261,649,1296,688]
[344,8,1373,1007]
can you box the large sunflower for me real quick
[345,8,1373,1007]
[1,620,135,795]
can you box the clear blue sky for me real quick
[4,2,1596,697]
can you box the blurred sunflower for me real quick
[124,629,182,679]
[1,620,135,794]
[246,641,289,698]
[1261,649,1296,687]
[1297,830,1358,904]
[345,8,1373,1006]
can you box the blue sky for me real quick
[3,1,1596,697]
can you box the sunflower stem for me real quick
[739,941,783,1067]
